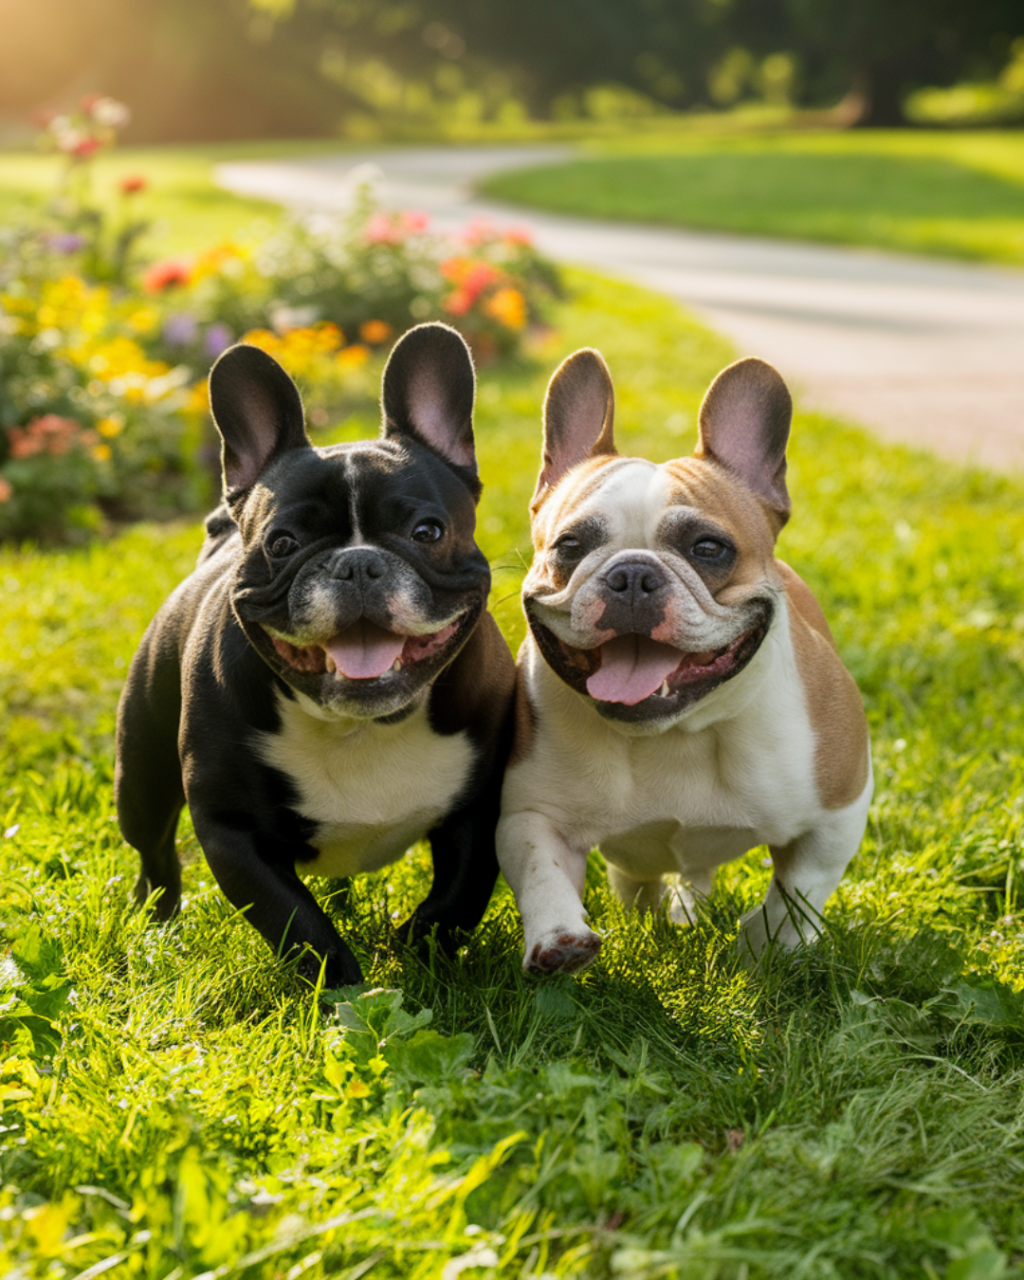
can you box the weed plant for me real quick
[2,273,1024,1276]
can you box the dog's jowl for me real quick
[115,323,515,986]
[497,349,871,974]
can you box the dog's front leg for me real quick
[192,814,363,988]
[497,810,601,975]
[401,801,499,956]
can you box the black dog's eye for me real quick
[267,531,300,558]
[412,520,444,544]
[690,537,733,562]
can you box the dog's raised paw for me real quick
[525,929,602,976]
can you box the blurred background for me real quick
[1,0,1023,143]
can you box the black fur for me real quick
[115,326,515,987]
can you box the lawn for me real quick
[3,259,1024,1276]
[480,129,1024,266]
[0,140,344,258]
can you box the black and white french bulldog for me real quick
[115,323,515,986]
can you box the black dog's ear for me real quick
[534,348,616,507]
[209,344,310,496]
[382,323,478,488]
[696,357,792,530]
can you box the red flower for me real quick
[119,174,147,195]
[143,258,191,292]
[443,289,473,316]
[71,137,101,159]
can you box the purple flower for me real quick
[162,313,198,347]
[46,233,87,254]
[203,323,233,358]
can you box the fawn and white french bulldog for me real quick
[497,350,872,974]
[115,324,515,987]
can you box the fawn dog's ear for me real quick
[696,357,792,530]
[533,348,616,509]
[209,344,310,498]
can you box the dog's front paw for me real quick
[525,928,602,976]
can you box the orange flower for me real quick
[484,286,527,330]
[440,258,504,307]
[119,174,147,195]
[143,258,191,292]
[0,476,12,503]
[337,344,370,368]
[359,320,393,345]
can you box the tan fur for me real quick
[663,458,780,590]
[778,560,870,809]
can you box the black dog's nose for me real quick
[330,547,388,583]
[604,560,666,597]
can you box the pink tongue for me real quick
[586,634,683,705]
[324,620,406,679]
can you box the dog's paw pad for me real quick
[525,930,601,975]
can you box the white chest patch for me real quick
[255,690,475,878]
[506,603,824,880]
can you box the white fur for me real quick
[257,688,474,878]
[497,596,872,967]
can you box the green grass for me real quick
[5,270,1024,1277]
[0,141,349,257]
[481,129,1024,266]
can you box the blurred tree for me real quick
[733,0,1024,124]
[1,0,1020,140]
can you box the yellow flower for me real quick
[97,415,123,438]
[92,443,112,462]
[347,1079,371,1099]
[483,287,527,330]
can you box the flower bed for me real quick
[0,133,561,541]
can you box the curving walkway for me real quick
[217,145,1024,472]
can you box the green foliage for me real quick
[482,131,1024,266]
[4,273,1024,1274]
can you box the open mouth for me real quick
[531,608,770,714]
[266,615,465,682]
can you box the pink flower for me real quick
[8,415,87,459]
[460,217,496,247]
[364,213,402,245]
[400,210,430,234]
[503,226,534,247]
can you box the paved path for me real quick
[217,145,1024,471]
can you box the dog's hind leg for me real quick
[115,648,185,922]
[605,863,665,914]
[739,774,872,956]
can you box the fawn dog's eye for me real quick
[690,538,732,561]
